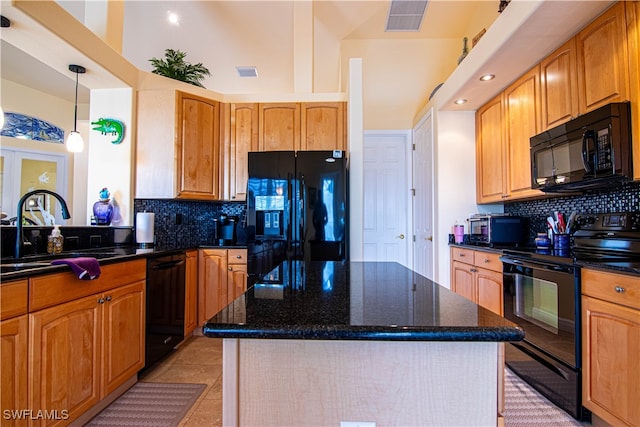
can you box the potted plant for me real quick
[149,48,211,88]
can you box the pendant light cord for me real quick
[73,70,79,133]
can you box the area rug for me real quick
[504,369,583,427]
[85,382,207,427]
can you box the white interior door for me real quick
[362,131,411,267]
[412,112,434,279]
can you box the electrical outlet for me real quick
[340,422,376,427]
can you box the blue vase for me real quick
[93,199,114,225]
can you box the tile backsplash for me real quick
[505,181,640,242]
[134,199,246,248]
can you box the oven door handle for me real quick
[510,342,571,381]
[501,256,574,274]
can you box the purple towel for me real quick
[51,257,101,280]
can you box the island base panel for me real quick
[222,338,499,426]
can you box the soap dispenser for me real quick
[47,225,64,254]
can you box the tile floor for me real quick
[139,336,223,426]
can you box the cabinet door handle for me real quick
[614,286,625,293]
[105,295,112,302]
[97,298,105,304]
[228,266,233,271]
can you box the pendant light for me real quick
[66,64,86,153]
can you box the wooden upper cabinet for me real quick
[177,92,220,200]
[300,102,346,151]
[577,2,629,113]
[476,94,505,204]
[227,103,258,200]
[626,1,640,180]
[136,90,221,200]
[259,103,301,151]
[540,38,579,130]
[504,66,543,199]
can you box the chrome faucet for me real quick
[15,190,71,259]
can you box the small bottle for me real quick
[47,225,64,254]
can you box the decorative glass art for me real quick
[0,112,65,143]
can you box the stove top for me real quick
[503,212,640,273]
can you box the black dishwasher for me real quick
[144,252,186,369]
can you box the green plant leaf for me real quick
[149,49,211,88]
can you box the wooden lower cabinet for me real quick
[1,315,29,427]
[450,247,503,316]
[28,263,145,427]
[198,249,247,325]
[582,269,640,426]
[184,250,198,337]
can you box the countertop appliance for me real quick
[468,213,527,245]
[144,252,186,369]
[246,150,348,283]
[500,211,640,421]
[530,102,632,193]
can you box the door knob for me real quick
[397,234,405,239]
[426,236,433,241]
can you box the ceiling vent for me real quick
[236,66,258,78]
[385,0,428,32]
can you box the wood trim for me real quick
[0,279,28,320]
[29,260,146,312]
[582,268,640,310]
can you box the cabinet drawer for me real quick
[228,249,247,264]
[582,269,640,310]
[473,251,503,273]
[0,279,28,320]
[30,259,146,311]
[451,247,474,264]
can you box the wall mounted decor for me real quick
[0,112,64,142]
[91,118,125,144]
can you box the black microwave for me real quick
[530,102,632,193]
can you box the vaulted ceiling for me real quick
[2,0,499,128]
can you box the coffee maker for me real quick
[213,214,238,246]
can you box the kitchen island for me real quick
[204,261,523,426]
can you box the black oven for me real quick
[501,253,588,420]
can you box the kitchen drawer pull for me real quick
[459,253,466,257]
[484,259,489,263]
[236,255,242,259]
[614,286,625,293]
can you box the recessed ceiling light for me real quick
[454,99,467,105]
[236,66,258,78]
[479,74,495,81]
[167,11,180,25]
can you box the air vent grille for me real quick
[385,0,428,32]
[236,66,258,78]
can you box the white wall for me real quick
[348,58,364,261]
[87,88,134,226]
[433,111,476,286]
[432,111,502,287]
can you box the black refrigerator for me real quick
[246,150,348,283]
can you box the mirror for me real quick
[1,38,91,225]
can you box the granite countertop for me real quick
[0,244,247,281]
[203,261,524,342]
